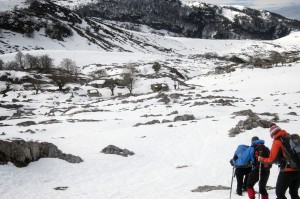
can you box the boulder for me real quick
[174,114,195,122]
[0,139,83,167]
[101,145,135,157]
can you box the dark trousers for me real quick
[247,168,270,195]
[276,171,300,199]
[236,167,251,194]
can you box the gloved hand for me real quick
[230,159,235,166]
[258,156,262,162]
[233,155,238,161]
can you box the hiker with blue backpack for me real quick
[239,136,271,199]
[258,123,300,199]
[230,144,252,196]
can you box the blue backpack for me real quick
[232,144,251,168]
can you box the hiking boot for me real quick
[247,188,255,199]
[236,189,243,196]
[261,195,269,199]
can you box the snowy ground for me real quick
[1,20,300,198]
[1,58,300,198]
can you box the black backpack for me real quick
[280,134,300,169]
[254,144,271,169]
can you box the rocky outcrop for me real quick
[174,114,196,122]
[0,139,83,167]
[228,109,278,137]
[101,145,135,157]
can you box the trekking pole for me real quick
[258,152,262,199]
[229,166,235,199]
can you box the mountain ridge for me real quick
[76,0,300,39]
[0,0,300,55]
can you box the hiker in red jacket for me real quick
[258,123,300,199]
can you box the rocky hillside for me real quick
[76,0,300,39]
[0,0,174,54]
[1,0,300,54]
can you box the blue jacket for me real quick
[239,140,265,168]
[232,144,251,167]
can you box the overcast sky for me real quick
[180,0,300,20]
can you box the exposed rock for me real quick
[19,129,36,134]
[141,114,163,118]
[169,93,182,99]
[0,139,83,167]
[144,120,160,125]
[54,186,68,191]
[287,112,298,116]
[16,121,37,127]
[134,119,160,127]
[158,95,171,104]
[101,145,135,157]
[167,110,178,116]
[11,110,23,118]
[0,104,24,109]
[39,119,62,125]
[0,116,9,121]
[174,114,195,122]
[176,165,189,169]
[162,119,172,123]
[232,109,257,117]
[12,98,20,103]
[212,99,234,106]
[229,109,278,137]
[191,185,230,192]
[193,101,209,106]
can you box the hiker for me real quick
[230,144,252,196]
[258,123,300,199]
[241,136,271,199]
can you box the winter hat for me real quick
[269,123,281,137]
[251,136,259,143]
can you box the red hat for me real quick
[270,123,281,137]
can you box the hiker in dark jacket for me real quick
[241,136,271,199]
[230,144,252,196]
[258,123,300,199]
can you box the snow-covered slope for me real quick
[0,56,300,199]
[1,31,300,67]
[0,0,28,12]
[0,1,300,199]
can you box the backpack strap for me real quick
[254,144,271,169]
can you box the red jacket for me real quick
[260,130,298,172]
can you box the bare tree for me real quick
[50,68,73,91]
[152,61,161,74]
[60,58,78,75]
[91,69,108,79]
[105,78,116,96]
[270,51,283,66]
[0,82,12,97]
[27,78,42,94]
[122,62,136,94]
[39,54,54,73]
[25,54,39,70]
[4,61,19,70]
[0,59,4,70]
[15,51,25,70]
